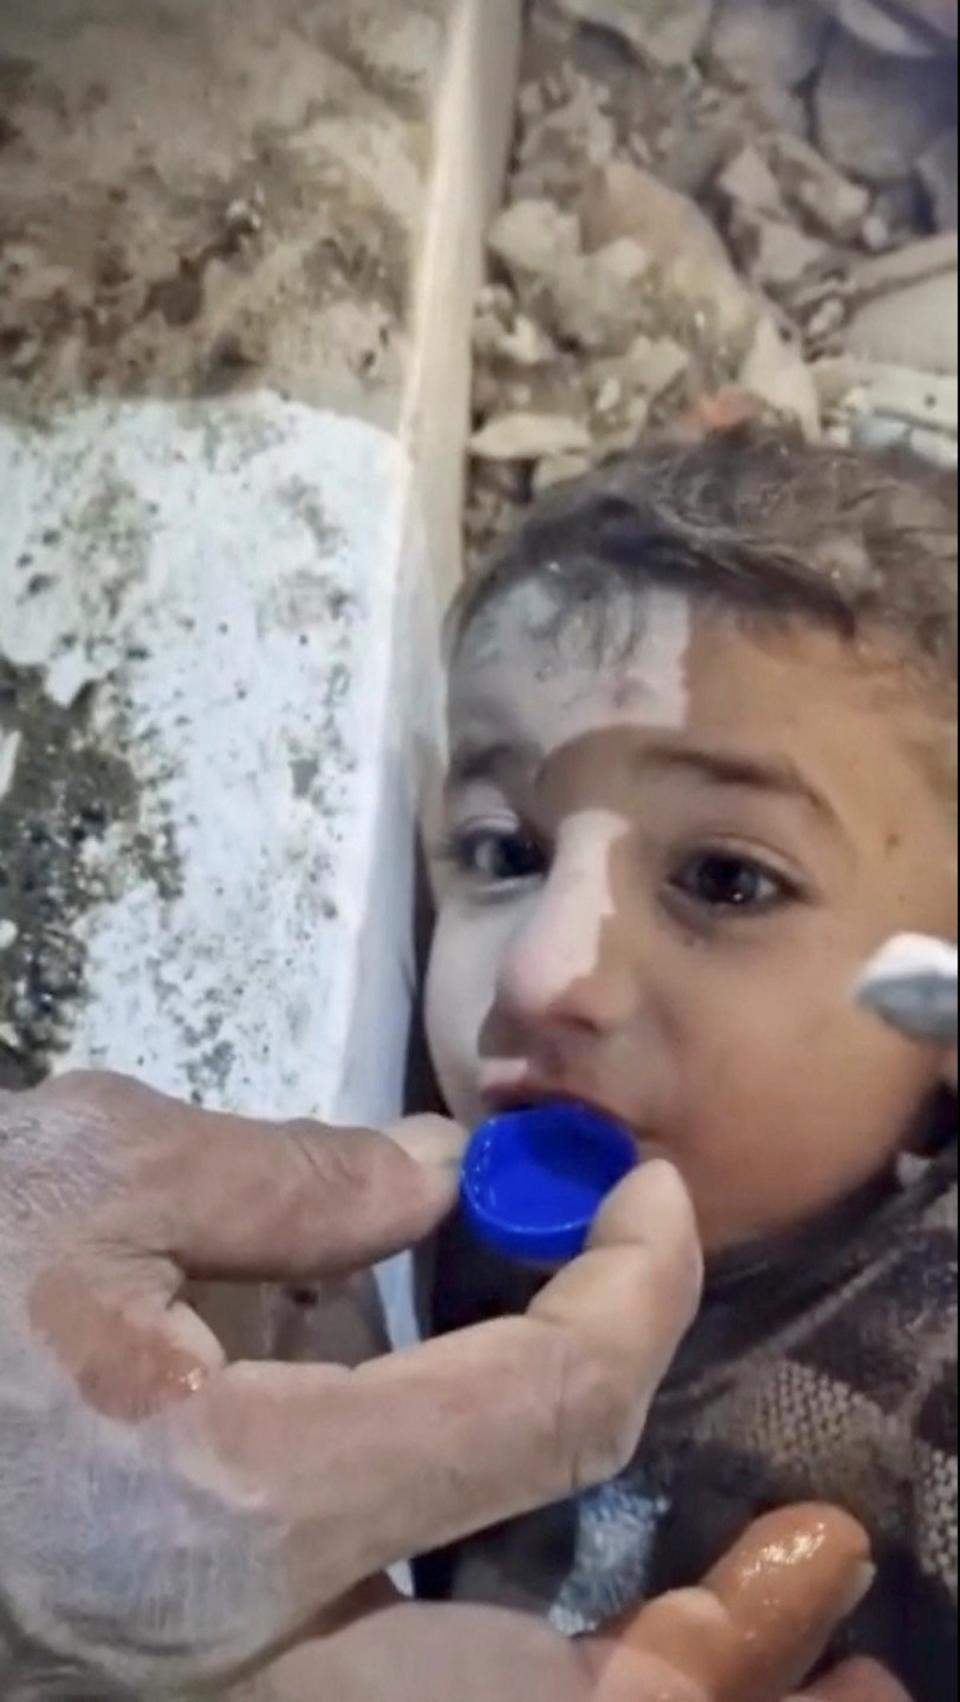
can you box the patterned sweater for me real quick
[416,1148,958,1701]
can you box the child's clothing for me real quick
[417,1144,957,1700]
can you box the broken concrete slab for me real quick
[845,269,959,373]
[814,357,958,467]
[846,230,959,298]
[718,146,785,217]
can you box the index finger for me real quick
[65,1073,465,1279]
[178,1161,702,1643]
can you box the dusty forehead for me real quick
[449,578,877,728]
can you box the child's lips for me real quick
[480,1073,645,1149]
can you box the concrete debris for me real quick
[845,270,959,373]
[819,0,941,56]
[533,451,594,494]
[708,0,831,88]
[623,334,691,398]
[740,316,822,438]
[44,652,108,712]
[581,161,759,341]
[741,217,832,291]
[845,231,958,298]
[466,0,958,564]
[815,30,956,184]
[514,82,617,199]
[0,922,18,954]
[488,199,581,292]
[470,411,592,461]
[769,135,870,240]
[919,129,959,232]
[473,304,556,368]
[554,0,714,66]
[549,239,653,353]
[718,147,785,216]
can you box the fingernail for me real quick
[837,1561,877,1620]
[387,1116,468,1173]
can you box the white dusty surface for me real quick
[0,398,437,1123]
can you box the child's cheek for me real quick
[425,904,499,1124]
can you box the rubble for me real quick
[488,200,581,292]
[549,239,654,353]
[470,411,592,461]
[464,0,959,560]
[845,270,959,374]
[815,30,956,183]
[768,135,870,240]
[554,0,714,67]
[740,317,822,439]
[708,0,830,88]
[580,161,759,342]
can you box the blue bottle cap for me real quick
[461,1103,638,1266]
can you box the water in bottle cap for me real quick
[461,1102,638,1266]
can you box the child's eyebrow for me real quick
[447,740,541,790]
[640,745,840,827]
[448,737,843,834]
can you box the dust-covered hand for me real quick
[0,1072,701,1698]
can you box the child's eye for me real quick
[447,826,547,887]
[669,851,798,915]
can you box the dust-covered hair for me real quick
[451,431,958,706]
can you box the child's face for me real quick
[427,582,957,1253]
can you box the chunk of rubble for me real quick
[919,130,959,233]
[488,199,582,293]
[768,135,870,240]
[533,451,594,495]
[580,161,760,343]
[740,316,822,439]
[718,147,785,217]
[513,80,617,202]
[549,239,653,353]
[845,230,958,298]
[845,270,959,374]
[470,412,592,462]
[741,218,832,292]
[817,0,942,56]
[815,30,956,184]
[813,358,958,467]
[708,0,831,88]
[553,0,714,67]
[624,334,691,399]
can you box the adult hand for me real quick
[241,1507,899,1702]
[0,1072,701,1698]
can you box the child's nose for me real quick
[496,817,637,1034]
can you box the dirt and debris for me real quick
[466,0,958,564]
[0,657,180,1089]
[0,0,450,423]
